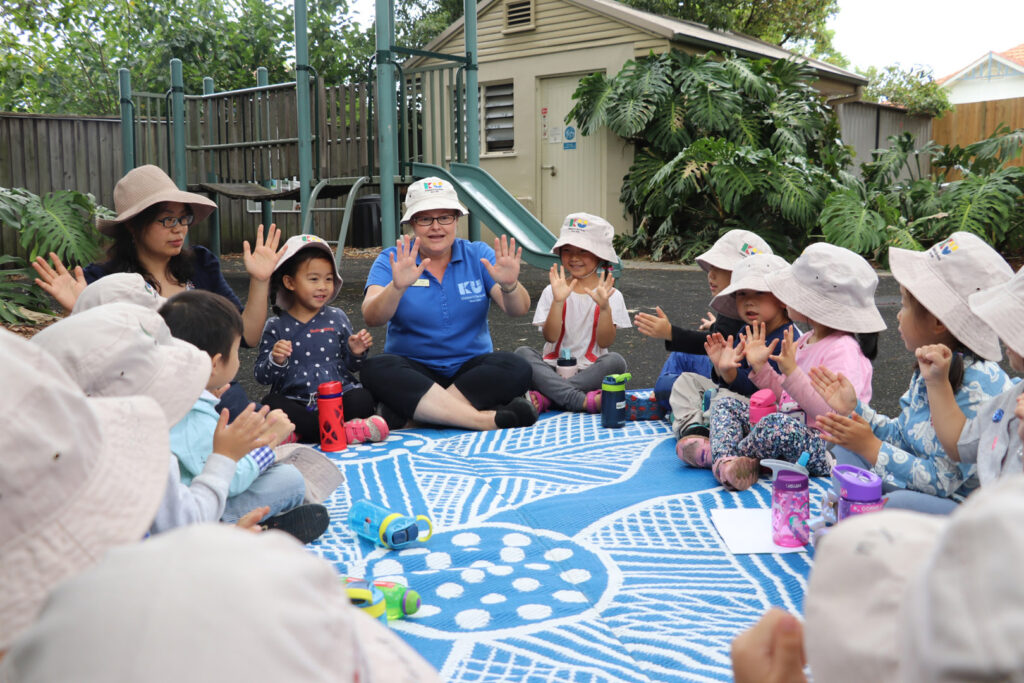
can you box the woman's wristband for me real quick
[499,281,519,294]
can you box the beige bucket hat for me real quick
[96,165,217,236]
[805,474,1024,682]
[273,234,343,310]
[764,242,886,334]
[889,232,1013,360]
[710,253,789,318]
[968,264,1024,358]
[0,330,169,649]
[71,272,167,314]
[0,524,441,682]
[31,302,211,426]
[695,229,772,272]
[550,212,619,264]
[401,176,468,224]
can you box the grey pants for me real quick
[668,372,745,439]
[514,346,626,411]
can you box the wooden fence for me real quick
[0,80,377,260]
[932,96,1024,168]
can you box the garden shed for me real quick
[404,0,866,234]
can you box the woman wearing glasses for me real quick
[31,165,281,348]
[360,177,538,431]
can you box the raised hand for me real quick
[704,332,729,369]
[212,404,273,462]
[634,306,672,340]
[32,252,87,312]
[698,310,717,332]
[549,263,574,302]
[741,322,779,374]
[259,408,295,448]
[808,366,858,415]
[816,412,881,463]
[768,326,798,376]
[243,223,283,282]
[389,235,428,291]
[915,343,953,385]
[584,270,615,309]
[482,235,522,290]
[271,339,293,365]
[348,328,373,355]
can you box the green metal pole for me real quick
[376,0,398,245]
[170,59,186,190]
[203,77,221,257]
[294,0,313,234]
[256,67,273,231]
[118,69,134,173]
[463,0,481,242]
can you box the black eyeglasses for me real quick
[156,214,195,229]
[412,214,458,227]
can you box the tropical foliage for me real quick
[567,51,853,261]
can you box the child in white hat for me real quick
[813,232,1016,513]
[917,263,1024,486]
[254,234,388,443]
[514,213,631,413]
[706,243,884,490]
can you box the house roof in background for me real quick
[413,0,866,86]
[937,42,1024,85]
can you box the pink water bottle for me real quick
[772,470,809,547]
[749,388,777,425]
[318,381,347,451]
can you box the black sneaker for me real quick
[261,503,330,544]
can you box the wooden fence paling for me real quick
[932,96,1024,169]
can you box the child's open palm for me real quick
[212,404,273,462]
[740,322,779,374]
[706,333,744,376]
[808,366,858,414]
[348,328,373,355]
[585,271,615,309]
[768,327,798,376]
[549,263,574,302]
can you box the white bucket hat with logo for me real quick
[401,177,468,224]
[0,330,169,649]
[764,242,886,334]
[889,232,1013,361]
[968,264,1024,358]
[805,474,1024,683]
[0,524,441,682]
[272,234,343,310]
[550,212,619,264]
[71,272,167,314]
[96,165,217,236]
[31,302,211,426]
[709,253,789,318]
[695,229,772,272]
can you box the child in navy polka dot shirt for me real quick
[255,235,388,443]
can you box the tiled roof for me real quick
[998,42,1024,68]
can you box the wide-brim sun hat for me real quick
[550,212,619,264]
[71,272,166,314]
[400,177,468,224]
[695,229,772,272]
[0,524,441,682]
[889,231,1013,361]
[968,265,1024,358]
[273,234,344,310]
[0,330,169,649]
[710,253,789,318]
[31,302,210,426]
[805,474,1024,683]
[96,165,217,236]
[764,242,886,334]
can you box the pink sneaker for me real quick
[676,436,711,468]
[344,415,390,443]
[527,390,553,414]
[713,456,761,491]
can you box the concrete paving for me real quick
[224,252,1014,419]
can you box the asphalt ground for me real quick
[222,249,1018,420]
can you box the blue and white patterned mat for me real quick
[310,404,824,682]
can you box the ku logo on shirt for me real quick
[457,279,486,301]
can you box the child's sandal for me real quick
[527,390,553,414]
[584,390,602,414]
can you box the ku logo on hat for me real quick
[424,181,445,191]
[568,217,589,230]
[739,242,761,256]
[299,235,326,243]
[932,237,959,258]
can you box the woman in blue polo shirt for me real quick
[361,177,538,430]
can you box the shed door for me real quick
[538,73,604,231]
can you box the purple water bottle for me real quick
[772,470,809,547]
[833,464,885,521]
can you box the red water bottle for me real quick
[318,381,347,451]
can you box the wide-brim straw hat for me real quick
[889,232,1013,361]
[765,242,886,334]
[550,212,619,264]
[0,331,169,649]
[710,253,789,318]
[968,265,1024,358]
[400,177,468,224]
[272,235,344,310]
[96,165,217,236]
[695,229,772,272]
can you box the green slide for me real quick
[410,162,558,270]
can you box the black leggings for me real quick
[360,352,531,421]
[262,387,376,443]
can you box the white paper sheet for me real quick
[710,508,807,555]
